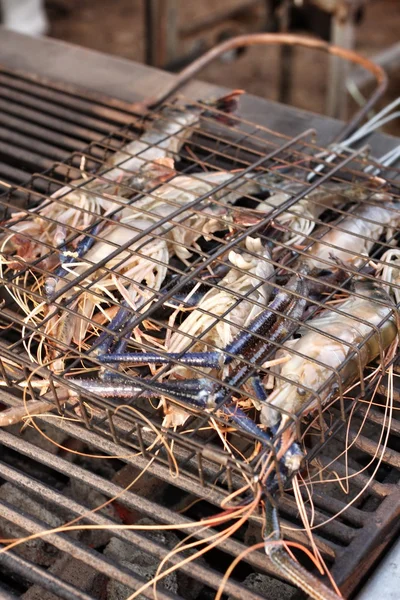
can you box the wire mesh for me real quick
[0,95,399,498]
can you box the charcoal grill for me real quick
[0,31,398,600]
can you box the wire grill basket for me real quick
[0,96,399,499]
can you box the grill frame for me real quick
[1,91,399,473]
[0,65,398,600]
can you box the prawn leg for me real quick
[97,271,305,370]
[74,274,307,478]
[92,260,233,358]
[69,375,274,446]
[45,219,109,298]
[264,503,341,600]
[93,303,132,357]
[97,350,222,369]
[249,374,304,474]
[71,372,299,478]
[69,376,218,409]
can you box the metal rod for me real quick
[0,72,135,125]
[0,85,117,135]
[144,33,387,143]
[0,96,104,142]
[0,546,96,600]
[0,459,270,600]
[0,500,179,600]
[332,492,400,597]
[349,42,400,89]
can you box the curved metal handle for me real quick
[143,33,388,142]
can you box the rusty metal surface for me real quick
[0,445,269,600]
[332,491,400,597]
[0,69,139,190]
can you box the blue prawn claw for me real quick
[69,376,217,410]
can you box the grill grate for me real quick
[0,70,136,191]
[0,70,398,599]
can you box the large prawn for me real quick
[26,167,273,369]
[2,92,241,265]
[39,165,301,368]
[304,195,400,271]
[261,280,398,446]
[160,237,274,426]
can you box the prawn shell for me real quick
[261,281,398,428]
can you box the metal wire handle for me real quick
[137,33,388,143]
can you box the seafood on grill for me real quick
[15,164,292,371]
[42,224,170,370]
[305,196,400,271]
[45,166,294,363]
[100,167,283,264]
[4,160,282,286]
[44,167,273,302]
[159,237,275,426]
[255,182,346,246]
[253,182,395,249]
[167,237,274,360]
[261,280,398,445]
[74,269,308,461]
[102,91,242,184]
[2,92,241,266]
[41,163,267,298]
[376,248,400,304]
[3,87,399,600]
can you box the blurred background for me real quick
[2,0,400,132]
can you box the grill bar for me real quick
[0,86,126,135]
[0,126,69,162]
[358,404,400,434]
[0,111,88,151]
[0,96,104,143]
[0,139,55,171]
[0,500,182,600]
[314,455,394,499]
[0,70,139,189]
[340,431,400,469]
[0,546,95,600]
[0,72,135,126]
[0,457,275,600]
[0,425,338,565]
[332,492,400,597]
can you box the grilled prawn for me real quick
[376,248,400,303]
[167,237,274,359]
[162,237,274,425]
[305,196,400,271]
[261,280,398,434]
[23,166,282,369]
[256,182,345,246]
[42,166,286,344]
[103,92,241,183]
[46,167,265,300]
[3,92,240,264]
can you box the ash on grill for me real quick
[0,70,398,600]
